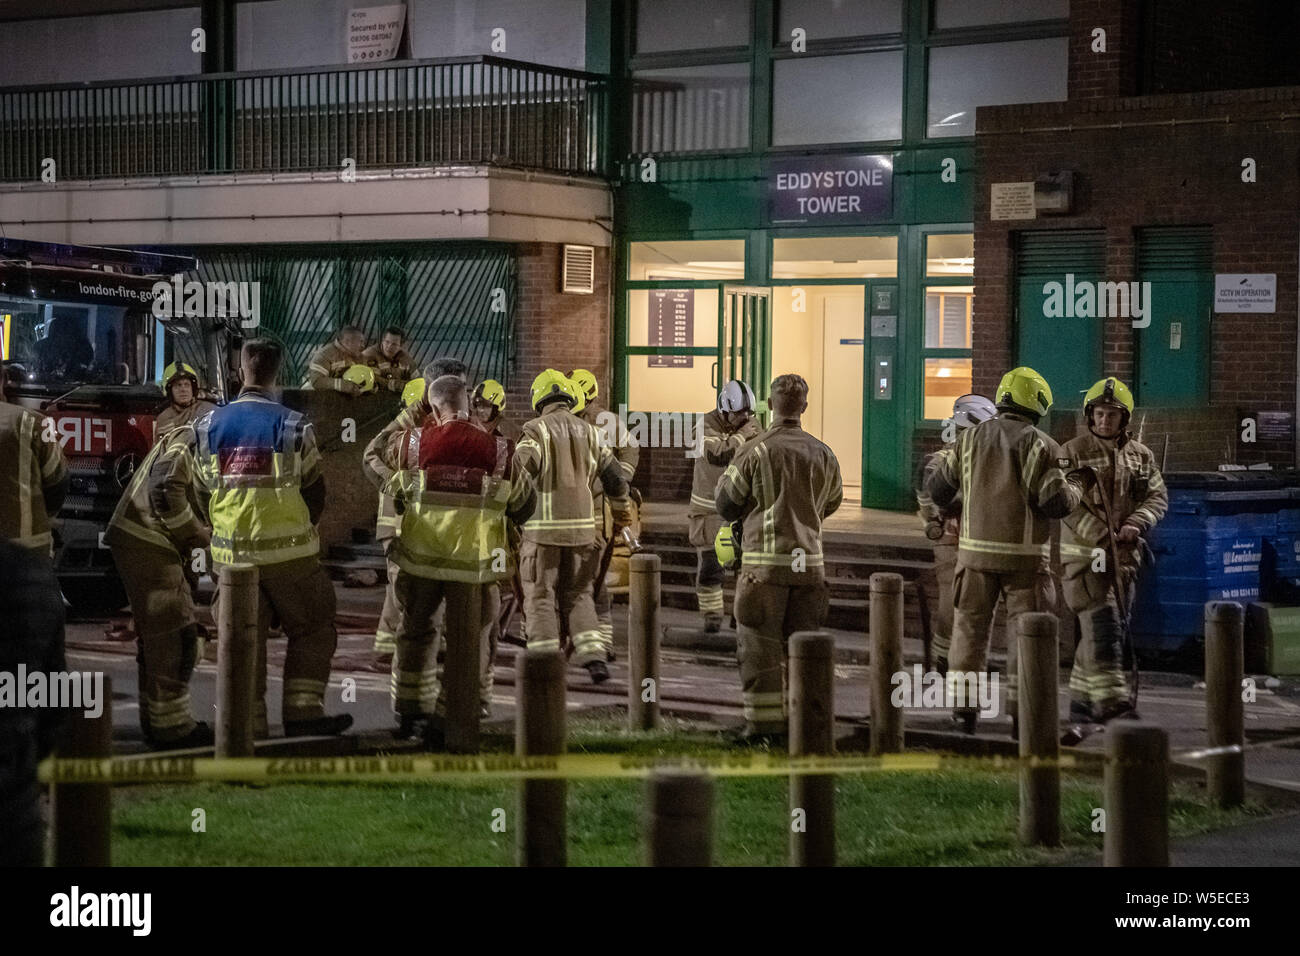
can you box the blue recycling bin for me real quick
[1131,472,1289,654]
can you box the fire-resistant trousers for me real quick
[1061,563,1134,720]
[930,541,958,669]
[689,514,726,624]
[520,538,604,665]
[949,565,1055,719]
[733,572,829,734]
[111,542,199,743]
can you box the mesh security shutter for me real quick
[171,241,517,387]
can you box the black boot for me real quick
[585,660,610,684]
[950,709,977,735]
[148,721,214,751]
[393,713,433,741]
[284,713,354,737]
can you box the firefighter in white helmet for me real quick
[689,380,760,633]
[916,394,998,673]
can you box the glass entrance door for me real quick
[719,286,773,425]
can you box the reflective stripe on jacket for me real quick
[715,420,842,585]
[0,402,67,552]
[105,424,206,555]
[926,412,1083,572]
[580,400,639,534]
[364,403,428,542]
[385,419,535,582]
[194,390,322,566]
[689,409,758,516]
[303,341,361,391]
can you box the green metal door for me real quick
[1136,227,1212,406]
[862,279,905,509]
[719,286,772,425]
[1016,230,1106,408]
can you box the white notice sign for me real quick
[990,182,1036,221]
[348,4,406,63]
[1215,274,1276,313]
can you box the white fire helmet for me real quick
[718,379,756,415]
[951,394,997,430]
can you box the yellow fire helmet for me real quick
[714,523,737,569]
[530,368,577,411]
[569,368,598,404]
[343,363,377,394]
[473,378,507,413]
[161,361,199,390]
[994,366,1054,418]
[568,377,587,413]
[1083,376,1134,427]
[402,377,426,408]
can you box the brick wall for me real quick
[1142,0,1300,95]
[976,87,1300,471]
[1068,0,1140,100]
[503,242,611,434]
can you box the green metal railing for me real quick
[0,56,607,182]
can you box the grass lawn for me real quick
[110,717,1274,866]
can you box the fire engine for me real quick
[1,238,236,611]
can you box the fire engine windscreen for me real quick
[1,299,147,387]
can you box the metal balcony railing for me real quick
[0,56,608,182]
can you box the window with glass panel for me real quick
[922,234,974,420]
[632,63,752,153]
[927,37,1067,138]
[777,0,902,39]
[772,51,903,145]
[771,236,898,278]
[628,239,746,281]
[931,0,1068,30]
[636,0,751,53]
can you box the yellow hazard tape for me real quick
[37,751,1086,785]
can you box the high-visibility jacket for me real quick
[361,344,416,389]
[154,400,216,443]
[926,412,1084,572]
[0,402,68,553]
[105,424,207,556]
[579,399,639,535]
[515,404,629,547]
[690,409,759,516]
[384,419,536,582]
[194,389,323,567]
[364,402,428,543]
[715,419,843,585]
[1060,430,1168,572]
[303,341,362,391]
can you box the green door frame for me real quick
[720,285,773,425]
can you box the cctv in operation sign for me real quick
[768,155,893,226]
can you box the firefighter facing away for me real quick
[1060,377,1167,726]
[716,374,843,742]
[154,362,217,440]
[916,393,998,673]
[515,369,632,683]
[569,367,639,660]
[691,380,761,632]
[925,366,1091,735]
[380,375,535,748]
[194,339,352,737]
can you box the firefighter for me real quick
[154,362,217,439]
[362,326,417,393]
[691,380,760,633]
[105,423,213,748]
[925,366,1091,735]
[194,339,351,737]
[570,368,638,659]
[304,325,367,393]
[381,375,535,747]
[716,374,842,743]
[515,369,632,682]
[472,378,520,442]
[1060,377,1167,725]
[0,364,69,558]
[917,394,998,673]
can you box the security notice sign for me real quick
[768,155,892,226]
[347,4,406,63]
[1215,273,1276,313]
[990,182,1036,221]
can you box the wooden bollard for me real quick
[52,674,113,867]
[444,583,483,754]
[216,565,258,758]
[516,648,566,866]
[1104,723,1169,866]
[790,631,835,867]
[1017,612,1060,846]
[1205,602,1245,808]
[628,553,661,731]
[869,572,904,754]
[647,771,713,866]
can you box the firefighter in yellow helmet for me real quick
[924,367,1091,735]
[516,369,632,682]
[304,325,367,393]
[377,374,536,748]
[569,368,638,660]
[1060,377,1167,731]
[155,362,216,440]
[193,339,351,737]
